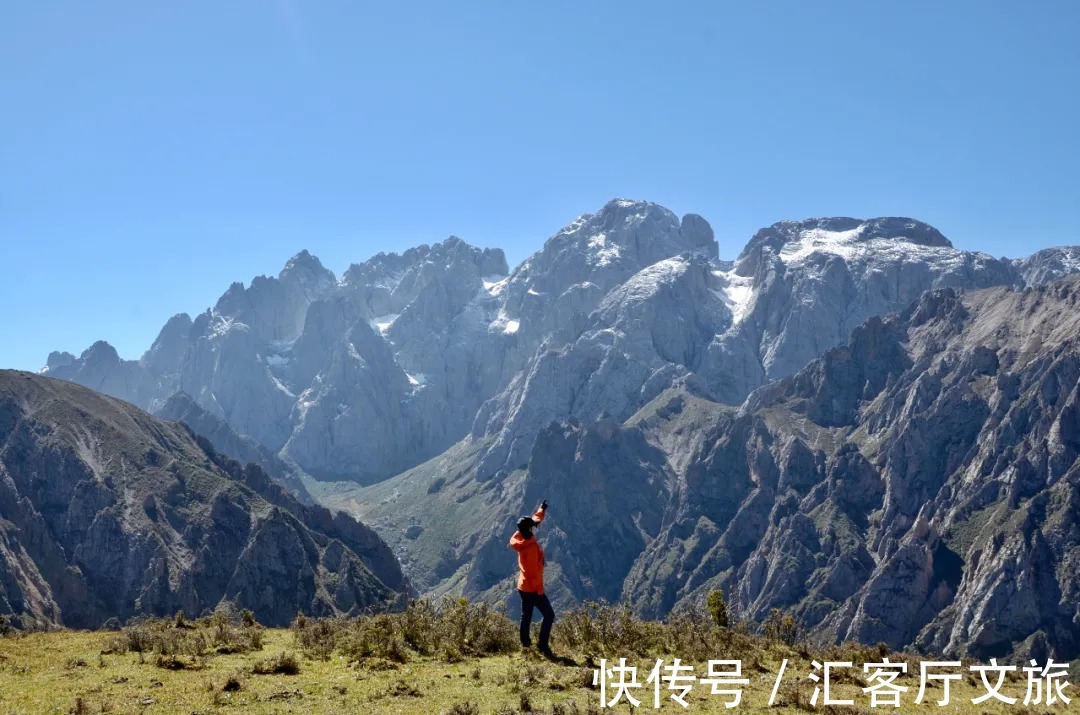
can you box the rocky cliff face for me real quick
[46,202,1074,490]
[38,200,1080,656]
[0,371,406,628]
[155,392,313,504]
[661,278,1080,661]
[364,279,1080,660]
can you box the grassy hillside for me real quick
[0,601,1076,714]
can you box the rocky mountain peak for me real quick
[1015,245,1080,286]
[343,237,508,290]
[38,200,1080,505]
[860,217,952,247]
[577,199,685,259]
[140,314,194,392]
[44,351,75,372]
[678,212,717,258]
[213,281,247,314]
[508,199,715,299]
[735,216,953,275]
[279,249,337,290]
[81,340,121,366]
[143,313,192,352]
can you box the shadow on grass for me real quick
[543,651,579,667]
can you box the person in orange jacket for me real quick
[509,499,555,656]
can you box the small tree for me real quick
[706,589,729,629]
[763,608,800,645]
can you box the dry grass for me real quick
[0,602,1073,714]
[105,610,263,658]
[293,597,519,663]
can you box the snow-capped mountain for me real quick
[44,201,1078,487]
[37,198,1080,659]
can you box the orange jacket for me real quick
[509,507,546,594]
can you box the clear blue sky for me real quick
[2,1,1078,371]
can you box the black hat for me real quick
[517,516,536,530]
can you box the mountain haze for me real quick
[0,371,407,628]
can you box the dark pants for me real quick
[518,590,555,649]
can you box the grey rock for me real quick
[46,205,1079,492]
[0,370,406,628]
[155,391,313,503]
[356,278,1080,662]
[37,200,1080,660]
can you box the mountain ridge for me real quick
[341,277,1080,660]
[32,199,1080,659]
[41,201,1080,488]
[0,370,407,628]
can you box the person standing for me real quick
[509,499,555,657]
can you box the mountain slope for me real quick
[155,391,313,503]
[376,277,1080,660]
[45,203,1079,491]
[0,371,407,628]
[37,201,1080,656]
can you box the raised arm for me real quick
[532,499,548,526]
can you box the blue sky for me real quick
[2,1,1078,371]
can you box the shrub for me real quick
[437,597,518,658]
[293,615,343,660]
[252,652,301,676]
[108,613,263,657]
[401,599,439,655]
[554,601,664,657]
[155,654,184,670]
[338,614,411,664]
[293,597,519,663]
[664,607,732,662]
[763,608,801,646]
[706,589,729,628]
[221,675,243,692]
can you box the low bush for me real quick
[554,601,664,657]
[292,597,518,663]
[252,651,301,675]
[108,609,264,657]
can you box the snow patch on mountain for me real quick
[587,233,622,266]
[369,314,399,334]
[207,314,237,339]
[482,275,508,296]
[779,226,866,263]
[608,257,687,302]
[268,373,294,397]
[488,308,522,335]
[770,222,978,271]
[710,270,754,323]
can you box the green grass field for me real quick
[0,604,1076,714]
